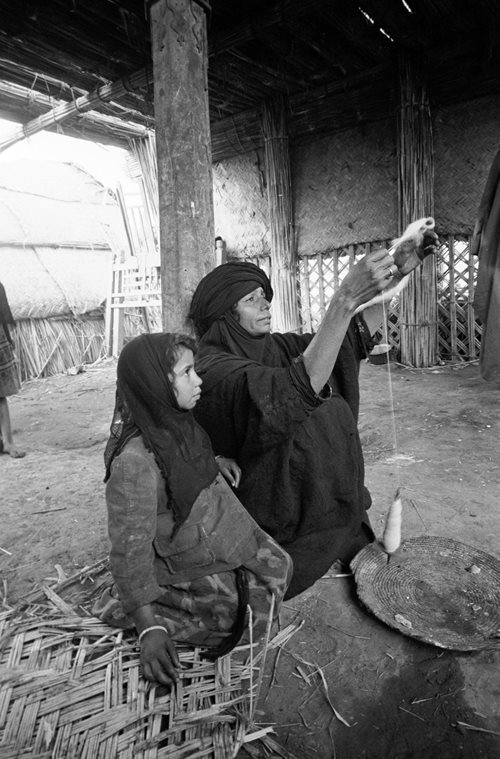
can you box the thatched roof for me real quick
[0,159,128,319]
[0,1,498,159]
[0,160,124,245]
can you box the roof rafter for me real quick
[0,73,152,151]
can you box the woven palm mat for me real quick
[0,564,299,759]
[350,536,500,651]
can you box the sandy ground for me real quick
[1,357,500,758]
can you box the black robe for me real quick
[194,324,373,598]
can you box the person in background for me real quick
[189,229,439,599]
[0,281,24,458]
[94,332,292,686]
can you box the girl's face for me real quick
[169,347,202,410]
[235,286,271,336]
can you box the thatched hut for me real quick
[0,159,128,379]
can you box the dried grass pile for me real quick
[0,571,298,759]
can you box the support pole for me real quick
[262,97,299,333]
[149,0,215,333]
[397,52,437,367]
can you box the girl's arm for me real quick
[131,604,180,685]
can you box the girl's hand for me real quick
[139,628,180,686]
[216,456,242,488]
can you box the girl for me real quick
[95,333,292,686]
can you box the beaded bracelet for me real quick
[137,625,168,646]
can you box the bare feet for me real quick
[0,441,25,458]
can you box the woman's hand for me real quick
[341,248,398,310]
[139,627,180,686]
[216,456,242,488]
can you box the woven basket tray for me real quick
[350,536,500,651]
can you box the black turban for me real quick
[189,261,273,337]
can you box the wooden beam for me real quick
[150,0,215,333]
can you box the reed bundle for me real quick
[262,97,300,333]
[128,133,160,248]
[0,71,151,153]
[397,53,437,368]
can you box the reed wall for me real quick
[213,93,500,256]
[433,94,500,234]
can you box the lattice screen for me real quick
[436,235,481,360]
[297,242,390,333]
[232,234,482,363]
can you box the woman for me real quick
[95,332,292,686]
[0,281,24,458]
[189,230,438,599]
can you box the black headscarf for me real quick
[104,333,219,527]
[189,262,301,388]
[189,261,273,337]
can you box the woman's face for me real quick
[234,286,271,336]
[169,347,202,410]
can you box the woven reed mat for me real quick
[350,536,500,651]
[0,566,299,759]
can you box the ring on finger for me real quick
[386,263,399,278]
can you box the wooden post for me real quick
[111,269,125,357]
[149,0,215,333]
[262,97,300,333]
[104,254,114,356]
[397,52,437,367]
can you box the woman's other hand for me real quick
[139,627,180,686]
[216,456,242,488]
[341,248,397,309]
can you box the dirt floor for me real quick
[2,357,500,758]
